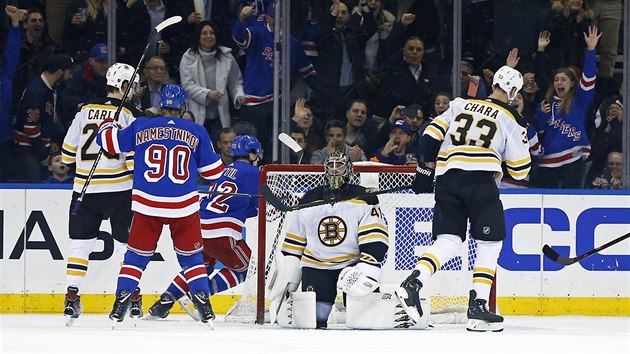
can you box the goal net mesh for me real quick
[225,164,490,324]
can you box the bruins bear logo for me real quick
[318,216,347,247]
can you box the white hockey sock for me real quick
[66,238,97,292]
[415,234,461,285]
[472,240,502,301]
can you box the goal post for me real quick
[227,163,496,324]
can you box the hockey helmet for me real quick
[492,66,523,102]
[160,84,188,111]
[231,135,263,161]
[325,150,352,189]
[106,62,139,91]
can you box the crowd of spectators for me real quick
[0,0,625,190]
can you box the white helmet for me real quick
[492,66,523,101]
[106,62,139,92]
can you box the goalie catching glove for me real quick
[412,163,435,194]
[337,263,381,297]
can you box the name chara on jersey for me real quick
[463,102,500,119]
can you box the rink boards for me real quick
[0,185,629,315]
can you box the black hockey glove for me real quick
[412,163,435,194]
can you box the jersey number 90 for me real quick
[144,144,191,184]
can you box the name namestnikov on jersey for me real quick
[424,97,531,181]
[282,185,388,270]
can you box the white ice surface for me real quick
[1,314,628,354]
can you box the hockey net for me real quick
[225,163,495,324]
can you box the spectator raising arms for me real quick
[535,26,601,189]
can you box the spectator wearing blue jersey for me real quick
[0,5,26,181]
[232,0,316,162]
[147,135,262,320]
[535,26,601,189]
[14,52,73,182]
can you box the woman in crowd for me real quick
[535,25,600,189]
[180,21,244,138]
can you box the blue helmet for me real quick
[160,84,188,110]
[231,135,262,160]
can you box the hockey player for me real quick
[147,135,261,319]
[270,151,389,329]
[61,62,141,326]
[97,84,224,325]
[395,65,531,332]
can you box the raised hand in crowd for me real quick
[294,98,309,121]
[540,99,551,113]
[584,25,601,51]
[537,31,550,52]
[388,105,405,123]
[240,6,253,23]
[506,48,520,68]
[5,4,26,25]
[188,12,203,24]
[400,13,416,27]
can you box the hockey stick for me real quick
[71,16,183,215]
[278,132,304,164]
[542,231,630,265]
[260,184,413,212]
[197,190,262,198]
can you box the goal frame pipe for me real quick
[256,164,497,323]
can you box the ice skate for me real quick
[64,286,82,327]
[178,292,200,321]
[190,291,215,329]
[394,270,423,324]
[109,289,132,326]
[128,287,143,326]
[466,290,504,332]
[145,293,175,320]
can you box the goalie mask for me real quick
[325,151,352,189]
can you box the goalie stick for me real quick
[260,184,413,212]
[542,231,630,265]
[71,16,183,215]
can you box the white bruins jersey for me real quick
[62,99,138,193]
[424,97,531,181]
[282,185,389,271]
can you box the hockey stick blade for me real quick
[261,184,413,212]
[542,245,574,265]
[155,16,182,33]
[278,133,302,153]
[542,231,630,266]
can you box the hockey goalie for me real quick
[267,151,428,329]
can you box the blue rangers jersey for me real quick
[200,161,259,240]
[535,50,596,168]
[232,20,316,105]
[97,116,224,218]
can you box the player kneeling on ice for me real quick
[268,151,428,329]
[147,135,262,320]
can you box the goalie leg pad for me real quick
[267,254,301,301]
[292,292,317,329]
[346,293,429,329]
